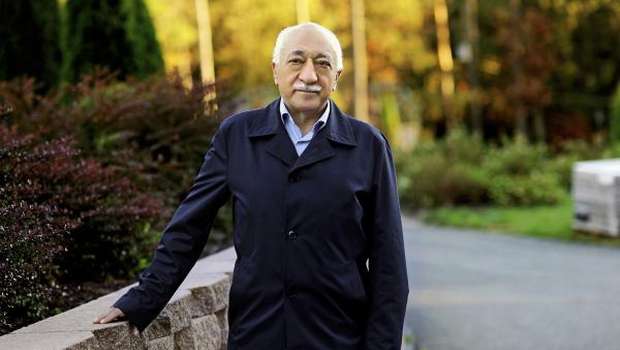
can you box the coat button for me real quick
[287,229,296,239]
[288,174,301,183]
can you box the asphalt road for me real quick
[402,216,620,350]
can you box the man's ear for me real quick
[333,70,342,91]
[272,62,278,85]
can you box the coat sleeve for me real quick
[364,132,409,349]
[112,121,231,332]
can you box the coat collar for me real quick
[248,98,357,147]
[248,98,357,173]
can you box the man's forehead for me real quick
[287,48,333,60]
[281,29,337,60]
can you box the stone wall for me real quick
[0,247,236,350]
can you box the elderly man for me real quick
[95,22,409,349]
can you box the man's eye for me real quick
[289,58,303,64]
[317,61,331,68]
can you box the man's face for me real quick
[272,28,341,117]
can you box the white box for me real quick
[572,159,620,237]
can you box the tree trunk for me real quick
[296,0,310,23]
[464,0,482,136]
[510,0,526,138]
[434,0,456,128]
[194,0,217,111]
[351,0,369,122]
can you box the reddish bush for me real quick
[0,125,161,333]
[1,69,223,212]
[0,71,236,333]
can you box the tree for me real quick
[123,0,165,78]
[62,0,164,82]
[485,3,555,141]
[461,0,482,135]
[571,5,620,104]
[297,0,310,23]
[609,83,620,144]
[351,0,369,122]
[0,0,61,89]
[194,0,217,111]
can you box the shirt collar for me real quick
[279,98,330,132]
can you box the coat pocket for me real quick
[313,260,369,333]
[228,258,255,331]
[325,260,368,305]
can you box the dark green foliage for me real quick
[610,84,620,145]
[61,0,130,82]
[396,130,490,208]
[570,5,620,98]
[62,0,164,82]
[122,0,165,78]
[0,0,61,89]
[482,139,565,206]
[396,129,568,209]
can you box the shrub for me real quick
[396,128,568,208]
[0,70,234,255]
[486,172,565,206]
[0,0,61,89]
[397,148,448,208]
[61,0,163,82]
[396,128,488,209]
[0,70,237,334]
[609,83,620,144]
[481,138,565,205]
[547,139,606,190]
[483,136,548,176]
[1,70,222,215]
[0,125,161,333]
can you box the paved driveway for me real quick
[402,216,620,350]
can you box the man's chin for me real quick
[288,101,327,115]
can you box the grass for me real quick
[421,197,620,248]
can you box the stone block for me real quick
[173,326,195,350]
[161,290,193,332]
[191,314,221,350]
[172,314,222,350]
[143,315,172,341]
[187,275,230,317]
[215,307,229,350]
[147,335,174,350]
[92,322,146,350]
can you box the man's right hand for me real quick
[93,307,139,336]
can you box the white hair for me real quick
[272,22,343,71]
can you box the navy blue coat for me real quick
[113,98,409,349]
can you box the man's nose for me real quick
[299,60,318,83]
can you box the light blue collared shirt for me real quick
[279,98,330,156]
